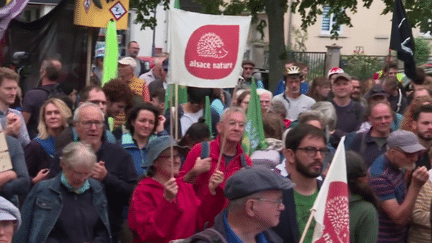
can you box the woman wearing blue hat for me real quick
[128,136,224,243]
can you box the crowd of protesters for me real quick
[2,40,432,243]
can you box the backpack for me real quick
[170,228,228,243]
[35,84,66,100]
[35,84,72,108]
[200,141,248,168]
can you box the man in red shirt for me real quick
[179,106,253,223]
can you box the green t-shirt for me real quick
[294,189,318,243]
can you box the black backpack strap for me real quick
[240,153,248,168]
[201,141,210,159]
[188,228,228,243]
[359,132,368,156]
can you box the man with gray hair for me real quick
[0,196,21,243]
[188,167,292,242]
[368,130,429,242]
[50,102,137,242]
[257,88,272,114]
[179,106,253,225]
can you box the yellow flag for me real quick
[74,0,129,30]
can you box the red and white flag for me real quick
[168,9,251,88]
[312,137,350,243]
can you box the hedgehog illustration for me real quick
[197,33,228,59]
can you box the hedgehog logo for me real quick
[185,25,239,79]
[197,33,228,59]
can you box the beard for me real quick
[294,155,322,179]
[417,131,432,141]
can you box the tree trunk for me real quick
[264,0,286,92]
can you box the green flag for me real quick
[164,84,188,111]
[174,0,180,9]
[102,20,118,86]
[242,81,267,155]
[205,96,213,138]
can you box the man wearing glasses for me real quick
[50,102,137,242]
[188,167,294,243]
[368,130,429,243]
[273,124,329,243]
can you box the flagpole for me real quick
[86,28,93,86]
[216,134,227,171]
[175,83,179,141]
[299,209,316,243]
[169,86,174,178]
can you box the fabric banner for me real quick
[389,0,417,80]
[312,137,349,243]
[0,0,29,40]
[168,8,251,88]
[74,0,129,29]
[5,0,98,93]
[102,20,118,86]
[242,81,267,155]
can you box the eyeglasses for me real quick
[392,148,420,158]
[158,154,181,160]
[252,198,284,207]
[296,147,330,157]
[69,168,92,179]
[79,120,104,129]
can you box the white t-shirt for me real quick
[180,109,204,136]
[272,94,316,121]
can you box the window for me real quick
[321,6,343,35]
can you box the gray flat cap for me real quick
[224,167,295,200]
[387,130,425,153]
[0,196,21,231]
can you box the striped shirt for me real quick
[368,155,407,243]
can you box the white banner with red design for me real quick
[312,137,350,243]
[168,9,251,88]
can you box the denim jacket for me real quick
[14,174,112,243]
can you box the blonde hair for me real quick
[37,98,72,139]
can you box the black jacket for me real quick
[273,179,322,243]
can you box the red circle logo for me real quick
[185,25,239,80]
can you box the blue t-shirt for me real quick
[223,211,268,243]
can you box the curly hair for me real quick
[103,78,134,109]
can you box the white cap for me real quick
[118,57,137,70]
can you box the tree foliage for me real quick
[414,37,431,65]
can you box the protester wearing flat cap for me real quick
[0,196,21,243]
[187,167,294,243]
[128,136,225,243]
[368,130,430,243]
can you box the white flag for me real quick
[312,137,350,243]
[168,9,251,88]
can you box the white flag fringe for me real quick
[168,9,251,88]
[312,136,350,243]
